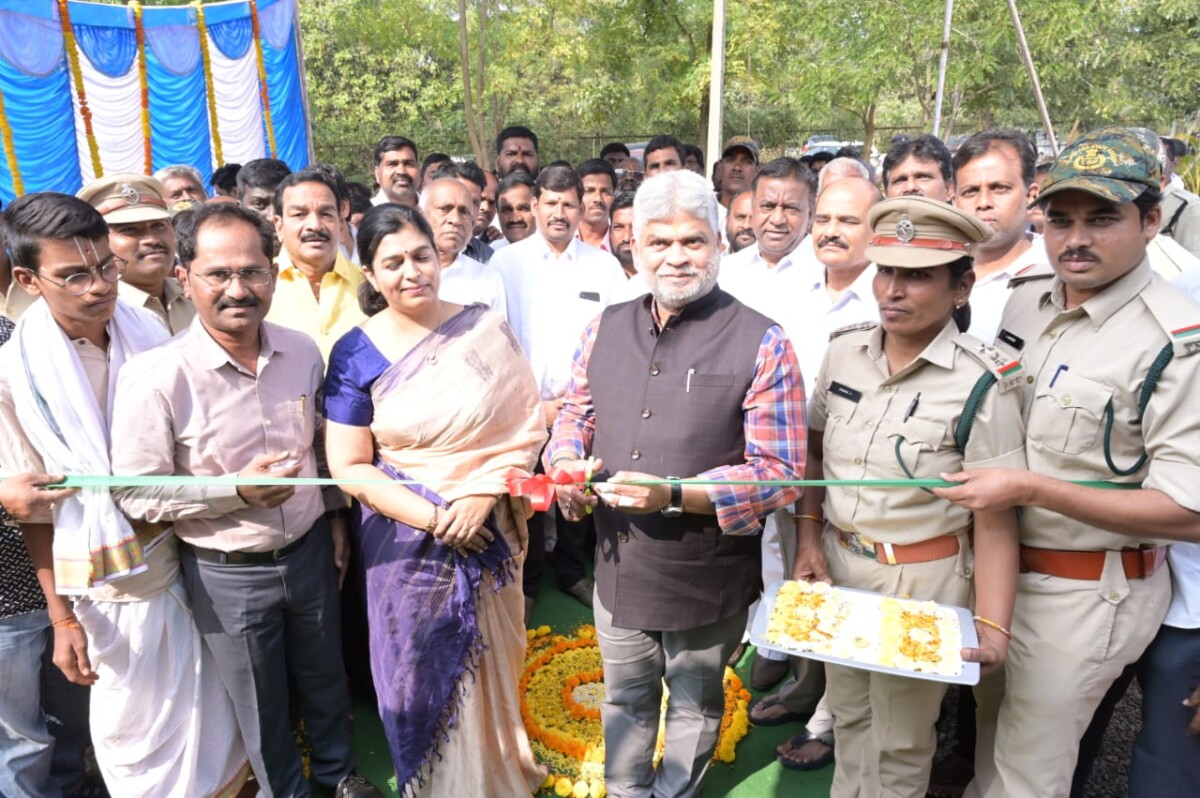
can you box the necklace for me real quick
[424,304,444,365]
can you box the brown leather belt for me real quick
[837,528,960,565]
[1019,545,1167,581]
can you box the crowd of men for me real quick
[0,119,1198,798]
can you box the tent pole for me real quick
[1005,0,1058,155]
[291,0,317,165]
[932,0,953,138]
[705,0,726,171]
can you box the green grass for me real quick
[347,572,834,797]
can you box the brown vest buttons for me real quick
[641,408,652,418]
[649,364,660,376]
[631,450,641,460]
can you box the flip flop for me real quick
[748,694,807,726]
[776,728,835,772]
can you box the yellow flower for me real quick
[572,780,590,798]
[538,625,552,635]
[555,777,575,797]
[589,780,607,798]
[541,773,557,789]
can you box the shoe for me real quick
[525,595,536,627]
[334,773,384,798]
[563,577,595,609]
[727,641,748,668]
[749,652,791,691]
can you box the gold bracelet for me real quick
[792,513,825,526]
[50,614,80,630]
[973,615,1013,640]
[422,504,439,533]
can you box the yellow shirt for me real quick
[266,249,365,362]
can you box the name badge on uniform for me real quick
[579,291,600,301]
[829,381,862,403]
[997,329,1025,350]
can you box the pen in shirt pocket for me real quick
[1049,365,1068,387]
[686,368,695,392]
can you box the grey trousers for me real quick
[180,521,354,798]
[594,593,747,798]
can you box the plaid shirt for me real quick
[545,308,807,536]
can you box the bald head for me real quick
[422,178,475,265]
[812,177,882,272]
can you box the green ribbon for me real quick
[0,474,1137,490]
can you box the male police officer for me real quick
[935,127,1200,798]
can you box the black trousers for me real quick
[523,507,593,598]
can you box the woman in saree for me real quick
[323,203,548,797]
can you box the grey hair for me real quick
[632,170,719,242]
[153,164,205,187]
[817,157,871,192]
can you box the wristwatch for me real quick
[661,477,684,518]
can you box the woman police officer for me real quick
[791,196,1026,798]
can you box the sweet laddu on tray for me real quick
[765,580,964,677]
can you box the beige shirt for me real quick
[996,257,1200,550]
[0,337,178,602]
[810,319,1027,545]
[0,281,35,321]
[110,318,327,553]
[118,278,195,335]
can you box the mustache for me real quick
[137,244,170,257]
[818,236,848,249]
[300,231,330,243]
[1060,247,1097,261]
[217,297,260,310]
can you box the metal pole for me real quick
[706,0,726,171]
[1005,0,1058,155]
[932,0,954,138]
[291,0,317,165]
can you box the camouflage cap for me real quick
[1032,126,1161,208]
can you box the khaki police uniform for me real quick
[813,196,1027,798]
[77,173,195,333]
[967,127,1200,798]
[971,258,1200,798]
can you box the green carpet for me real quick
[348,572,834,797]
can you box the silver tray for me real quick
[749,580,981,686]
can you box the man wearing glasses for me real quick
[0,193,250,795]
[108,203,380,798]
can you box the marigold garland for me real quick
[58,0,103,179]
[193,1,223,166]
[0,86,22,196]
[130,2,152,174]
[247,0,277,158]
[521,625,751,798]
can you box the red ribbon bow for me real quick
[506,466,588,512]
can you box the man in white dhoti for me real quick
[0,193,250,797]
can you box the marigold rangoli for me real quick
[521,625,752,797]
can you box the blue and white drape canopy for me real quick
[0,0,310,206]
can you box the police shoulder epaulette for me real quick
[828,321,877,341]
[1139,277,1200,358]
[1008,261,1055,287]
[952,333,1024,393]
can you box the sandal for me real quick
[776,728,835,772]
[748,693,807,727]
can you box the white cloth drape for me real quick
[72,48,145,184]
[207,41,266,167]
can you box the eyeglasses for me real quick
[29,256,127,296]
[615,169,645,180]
[188,268,274,289]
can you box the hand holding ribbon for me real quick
[506,461,593,513]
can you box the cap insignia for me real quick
[118,183,140,205]
[895,214,916,243]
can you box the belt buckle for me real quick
[838,530,878,561]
